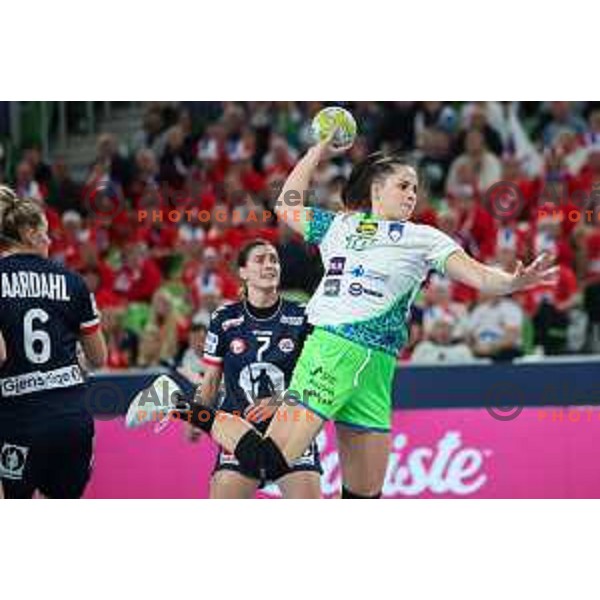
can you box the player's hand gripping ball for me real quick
[310,106,357,150]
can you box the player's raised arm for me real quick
[273,138,335,236]
[446,249,558,295]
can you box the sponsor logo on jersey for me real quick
[0,443,29,480]
[363,287,384,298]
[348,282,363,296]
[356,221,379,237]
[222,316,245,331]
[388,222,404,243]
[348,281,383,298]
[324,278,341,297]
[326,256,346,276]
[205,332,219,354]
[0,365,84,398]
[278,338,295,353]
[350,264,389,282]
[280,315,304,326]
[345,234,377,251]
[230,338,247,355]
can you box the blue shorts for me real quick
[0,389,94,499]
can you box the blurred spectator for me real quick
[494,103,543,177]
[15,160,44,202]
[457,103,503,156]
[130,149,160,210]
[131,106,168,158]
[159,125,194,189]
[577,219,600,351]
[374,102,417,150]
[51,211,86,267]
[137,326,163,368]
[23,144,53,188]
[466,291,524,361]
[422,274,469,340]
[178,108,199,161]
[193,290,224,328]
[177,321,208,385]
[446,129,502,196]
[449,188,498,261]
[263,134,298,177]
[101,304,136,369]
[416,127,452,198]
[114,242,162,302]
[541,102,587,147]
[412,307,475,364]
[142,289,184,364]
[46,159,84,215]
[92,132,132,187]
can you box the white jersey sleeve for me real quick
[421,225,462,275]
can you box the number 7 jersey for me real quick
[202,299,310,413]
[0,253,100,400]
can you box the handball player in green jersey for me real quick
[136,133,557,499]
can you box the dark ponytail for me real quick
[341,152,418,212]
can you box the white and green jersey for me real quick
[303,207,461,356]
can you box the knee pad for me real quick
[234,430,290,481]
[342,486,381,499]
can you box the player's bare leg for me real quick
[210,471,259,499]
[128,376,324,485]
[210,412,258,452]
[0,482,4,499]
[335,425,390,497]
[265,402,324,463]
[277,471,321,499]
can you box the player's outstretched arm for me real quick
[446,249,558,295]
[274,138,336,236]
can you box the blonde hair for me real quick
[0,185,44,246]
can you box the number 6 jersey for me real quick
[0,253,100,401]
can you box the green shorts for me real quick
[288,327,396,432]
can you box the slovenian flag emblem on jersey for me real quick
[388,222,404,243]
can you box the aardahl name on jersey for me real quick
[1,272,71,301]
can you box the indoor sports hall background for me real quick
[2,101,600,498]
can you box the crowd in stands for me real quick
[2,101,600,368]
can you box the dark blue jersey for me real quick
[203,299,310,412]
[0,253,100,402]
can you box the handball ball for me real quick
[310,106,357,150]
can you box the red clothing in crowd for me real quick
[114,257,162,302]
[518,264,578,316]
[458,202,498,261]
[583,228,600,286]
